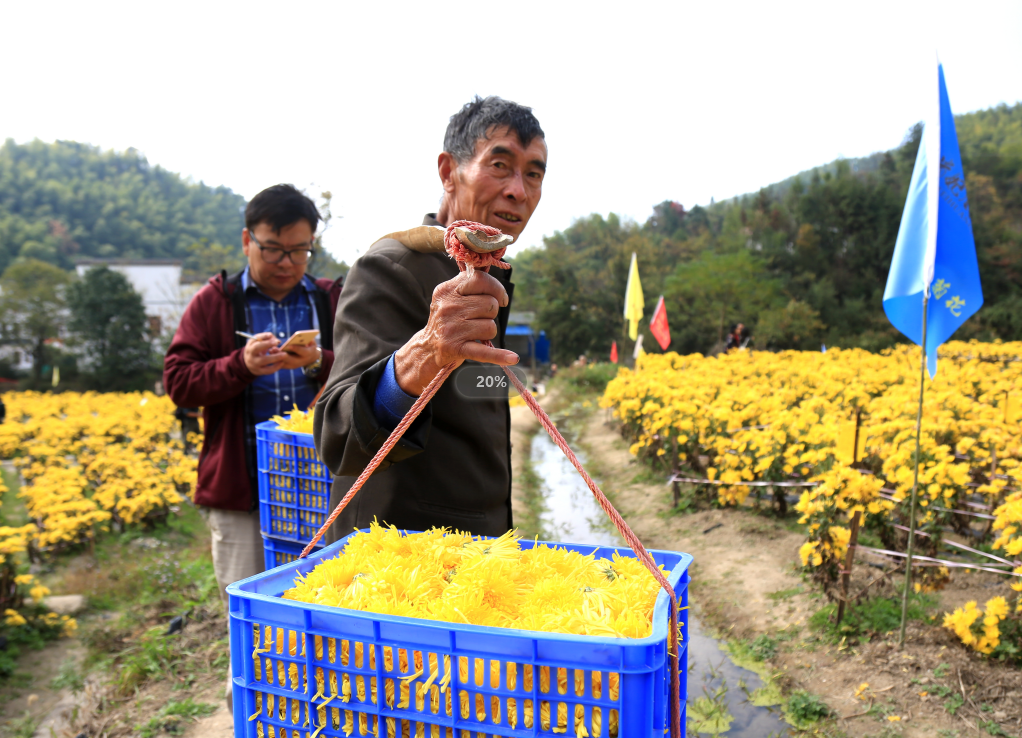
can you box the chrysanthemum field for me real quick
[600,341,1022,659]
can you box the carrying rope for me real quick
[298,220,682,738]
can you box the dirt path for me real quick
[0,639,81,737]
[509,400,1022,737]
[182,688,232,737]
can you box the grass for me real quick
[749,634,779,660]
[549,363,620,404]
[117,626,183,692]
[49,657,85,694]
[0,468,28,526]
[943,692,965,716]
[784,689,831,727]
[136,698,216,737]
[47,501,228,702]
[514,436,545,540]
[979,719,1011,736]
[766,586,803,601]
[64,502,214,614]
[717,637,785,710]
[6,711,39,738]
[630,465,666,485]
[809,589,938,643]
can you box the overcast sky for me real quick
[3,1,1020,264]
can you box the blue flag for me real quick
[883,63,982,377]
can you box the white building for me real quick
[74,259,200,337]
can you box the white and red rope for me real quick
[299,221,682,738]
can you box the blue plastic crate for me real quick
[256,421,331,544]
[228,530,691,738]
[263,535,324,572]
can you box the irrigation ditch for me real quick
[511,396,791,736]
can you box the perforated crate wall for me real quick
[263,535,323,571]
[256,421,331,544]
[228,531,691,738]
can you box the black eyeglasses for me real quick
[249,234,315,265]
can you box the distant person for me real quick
[726,322,749,351]
[315,95,546,540]
[163,184,343,709]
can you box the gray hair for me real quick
[443,96,545,164]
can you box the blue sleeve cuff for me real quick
[373,353,417,430]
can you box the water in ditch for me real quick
[529,428,791,737]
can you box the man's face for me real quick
[440,126,547,241]
[241,219,314,300]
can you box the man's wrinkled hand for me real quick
[243,333,285,376]
[394,269,518,396]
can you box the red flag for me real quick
[650,295,671,350]
[610,340,618,364]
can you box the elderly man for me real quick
[315,96,546,539]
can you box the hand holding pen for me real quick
[239,331,284,376]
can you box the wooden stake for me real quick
[836,510,862,626]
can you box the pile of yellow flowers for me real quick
[0,392,196,551]
[284,523,666,639]
[601,341,1022,654]
[270,405,315,434]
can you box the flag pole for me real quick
[899,293,928,648]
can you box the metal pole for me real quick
[899,294,928,648]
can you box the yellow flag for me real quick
[623,252,644,340]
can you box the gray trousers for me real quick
[202,507,264,704]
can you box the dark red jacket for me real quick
[164,271,341,511]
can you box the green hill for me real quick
[511,103,1022,362]
[0,139,246,274]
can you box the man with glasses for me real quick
[164,184,341,657]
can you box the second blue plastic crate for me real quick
[256,420,331,544]
[262,535,324,571]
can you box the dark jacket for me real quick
[314,216,514,539]
[164,270,341,511]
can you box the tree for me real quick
[510,102,1022,352]
[311,190,349,281]
[183,238,246,282]
[0,139,246,272]
[67,267,153,390]
[0,259,71,380]
[663,250,785,353]
[511,213,664,363]
[755,300,826,350]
